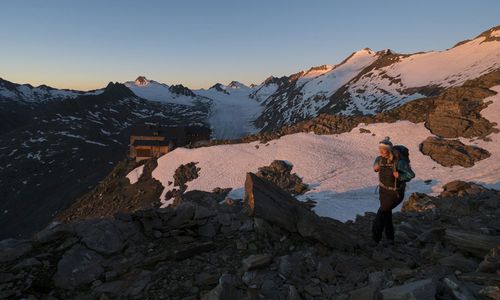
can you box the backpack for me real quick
[392,145,415,182]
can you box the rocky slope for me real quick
[0,79,210,239]
[1,170,499,299]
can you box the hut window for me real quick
[136,149,151,157]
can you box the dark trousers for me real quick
[372,186,405,242]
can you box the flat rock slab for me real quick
[445,229,500,258]
[458,272,500,285]
[349,284,379,300]
[173,241,215,261]
[242,254,272,271]
[94,269,152,297]
[380,278,435,300]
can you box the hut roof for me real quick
[132,139,172,147]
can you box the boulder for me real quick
[304,283,322,297]
[287,285,302,300]
[424,86,497,139]
[33,222,75,244]
[391,268,414,281]
[241,254,272,271]
[76,220,125,255]
[198,222,217,238]
[368,271,386,288]
[317,260,335,283]
[478,246,500,273]
[173,241,215,261]
[349,284,379,300]
[440,180,490,198]
[244,172,357,251]
[380,278,435,300]
[401,193,437,213]
[438,253,478,273]
[165,162,201,205]
[0,239,32,262]
[444,229,500,258]
[419,136,490,167]
[458,272,500,285]
[479,286,500,300]
[442,275,478,300]
[278,255,295,279]
[195,272,220,287]
[53,244,104,289]
[202,274,243,300]
[256,160,308,195]
[93,269,151,297]
[167,202,196,227]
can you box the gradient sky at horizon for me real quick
[1,0,499,91]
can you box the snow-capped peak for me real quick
[227,81,249,89]
[134,76,150,86]
[339,48,377,65]
[208,83,229,94]
[356,47,374,55]
[123,77,205,106]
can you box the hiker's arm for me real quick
[397,160,415,181]
[373,156,380,172]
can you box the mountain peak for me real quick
[376,49,396,55]
[104,82,135,98]
[263,76,275,84]
[355,48,374,55]
[209,83,230,94]
[134,76,149,86]
[227,81,248,89]
[261,75,288,86]
[168,84,195,97]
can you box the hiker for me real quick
[372,137,415,246]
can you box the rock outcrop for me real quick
[245,172,357,251]
[56,158,163,222]
[165,162,202,206]
[419,136,491,167]
[255,160,308,195]
[424,86,497,138]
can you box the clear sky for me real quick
[1,0,499,91]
